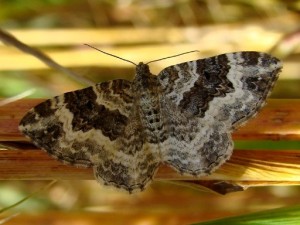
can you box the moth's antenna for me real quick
[84,44,137,66]
[146,50,199,64]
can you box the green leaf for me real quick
[192,205,300,225]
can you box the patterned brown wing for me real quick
[158,52,281,126]
[157,51,281,175]
[19,79,160,193]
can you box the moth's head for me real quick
[133,62,156,90]
[136,62,150,76]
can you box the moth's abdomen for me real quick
[134,74,164,144]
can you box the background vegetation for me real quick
[0,0,299,224]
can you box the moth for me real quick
[19,51,281,193]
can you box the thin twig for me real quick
[0,29,94,86]
[0,180,57,214]
[0,89,35,107]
